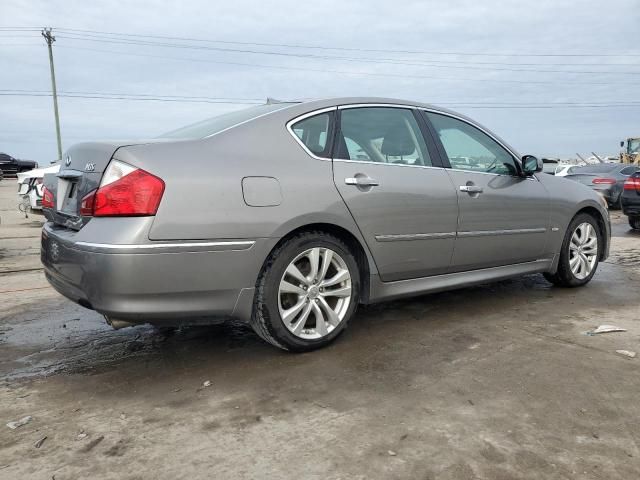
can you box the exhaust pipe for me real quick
[104,316,135,330]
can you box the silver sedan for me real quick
[41,98,610,351]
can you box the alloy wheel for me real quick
[278,247,352,340]
[569,222,598,280]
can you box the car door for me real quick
[332,105,459,282]
[423,110,550,272]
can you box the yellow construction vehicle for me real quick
[620,138,640,164]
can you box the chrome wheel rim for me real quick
[569,222,598,280]
[278,247,352,340]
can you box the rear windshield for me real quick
[571,164,617,174]
[159,103,296,139]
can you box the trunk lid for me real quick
[43,142,130,230]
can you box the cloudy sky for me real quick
[1,0,639,163]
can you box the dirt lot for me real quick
[1,180,639,480]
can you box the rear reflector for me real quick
[42,186,54,209]
[592,178,616,185]
[93,160,164,217]
[623,177,640,191]
[80,189,96,216]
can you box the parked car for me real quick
[41,98,611,351]
[542,158,559,175]
[555,165,577,177]
[564,163,640,208]
[0,152,38,177]
[622,172,640,230]
[17,163,60,214]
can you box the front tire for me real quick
[544,213,602,287]
[629,216,640,231]
[250,232,360,352]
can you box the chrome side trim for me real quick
[285,106,337,161]
[338,103,416,110]
[74,240,255,254]
[375,232,456,242]
[457,228,546,238]
[332,158,444,171]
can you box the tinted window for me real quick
[427,112,517,175]
[335,107,432,166]
[291,112,331,156]
[159,103,296,139]
[620,166,638,176]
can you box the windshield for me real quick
[159,103,296,139]
[629,139,640,154]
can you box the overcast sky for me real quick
[1,0,639,163]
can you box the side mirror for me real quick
[621,141,625,148]
[521,155,543,176]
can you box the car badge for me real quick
[85,162,96,172]
[65,155,71,167]
[50,241,60,262]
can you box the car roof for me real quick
[279,97,521,157]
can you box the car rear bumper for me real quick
[41,222,273,325]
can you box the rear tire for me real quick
[250,232,360,352]
[629,216,640,231]
[544,213,602,287]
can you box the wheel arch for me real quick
[573,205,610,261]
[263,222,374,303]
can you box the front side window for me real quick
[291,112,331,156]
[426,112,517,176]
[335,107,432,166]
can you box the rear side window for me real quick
[334,107,432,166]
[620,166,638,176]
[291,112,332,157]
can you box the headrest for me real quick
[381,123,415,157]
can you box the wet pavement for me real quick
[1,181,640,479]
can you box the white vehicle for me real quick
[555,165,576,177]
[17,164,60,214]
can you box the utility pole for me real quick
[42,27,62,161]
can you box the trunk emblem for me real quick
[65,155,71,166]
[85,162,96,172]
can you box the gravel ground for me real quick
[1,180,639,480]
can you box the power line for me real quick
[54,44,640,87]
[2,91,640,109]
[53,27,640,58]
[53,32,640,76]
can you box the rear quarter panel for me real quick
[114,108,376,270]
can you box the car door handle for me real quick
[345,177,379,187]
[459,185,483,193]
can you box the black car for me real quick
[622,171,640,230]
[564,163,640,208]
[0,152,38,177]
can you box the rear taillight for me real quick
[623,177,640,191]
[42,186,54,209]
[592,178,616,185]
[92,160,165,217]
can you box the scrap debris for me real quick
[34,436,47,448]
[616,350,637,358]
[6,416,32,429]
[587,325,627,335]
